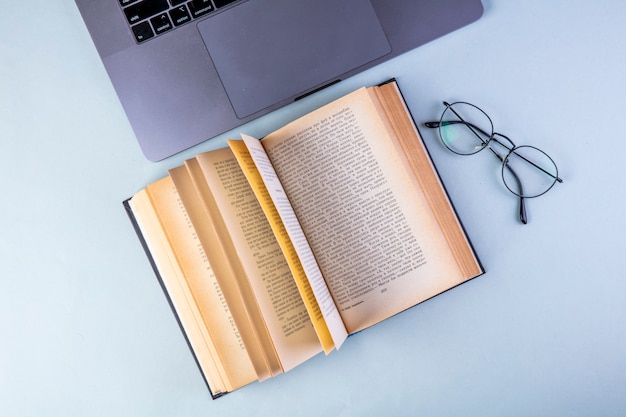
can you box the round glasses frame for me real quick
[424,101,563,224]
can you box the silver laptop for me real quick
[76,0,483,161]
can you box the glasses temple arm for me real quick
[479,141,529,223]
[424,120,490,138]
[503,162,528,224]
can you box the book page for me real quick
[195,148,323,372]
[170,164,279,381]
[228,139,337,354]
[230,137,348,351]
[129,178,257,395]
[262,87,468,333]
[370,83,483,280]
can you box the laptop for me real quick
[76,0,483,161]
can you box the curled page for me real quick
[239,134,348,350]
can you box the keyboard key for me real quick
[132,21,155,42]
[123,0,242,43]
[151,13,173,34]
[188,0,215,18]
[214,0,238,7]
[123,0,169,25]
[169,6,192,26]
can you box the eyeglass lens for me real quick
[439,102,493,155]
[502,146,558,198]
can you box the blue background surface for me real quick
[2,1,625,416]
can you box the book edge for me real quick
[382,80,485,277]
[123,198,229,400]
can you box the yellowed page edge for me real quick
[241,134,348,349]
[145,177,258,392]
[228,139,335,354]
[129,186,230,394]
[194,150,323,372]
[169,163,276,381]
[371,82,482,279]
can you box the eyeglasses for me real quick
[424,101,563,224]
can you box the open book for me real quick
[124,80,483,398]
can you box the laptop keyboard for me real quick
[120,0,240,43]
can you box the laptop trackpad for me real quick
[198,0,391,119]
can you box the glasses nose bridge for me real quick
[492,132,516,151]
[486,136,512,161]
